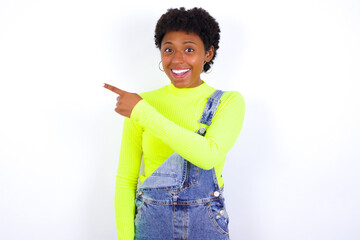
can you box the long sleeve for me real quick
[130,91,245,170]
[114,117,143,240]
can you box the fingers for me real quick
[104,83,127,96]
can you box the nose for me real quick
[172,50,185,63]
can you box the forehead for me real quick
[161,31,204,45]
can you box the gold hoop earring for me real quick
[159,61,164,72]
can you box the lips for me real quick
[172,69,190,74]
[171,68,191,78]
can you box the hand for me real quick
[103,83,143,118]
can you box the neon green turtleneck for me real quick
[114,80,245,239]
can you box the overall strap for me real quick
[197,89,225,136]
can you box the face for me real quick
[160,31,214,88]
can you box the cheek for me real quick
[161,55,171,65]
[187,57,204,70]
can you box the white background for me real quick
[0,0,359,239]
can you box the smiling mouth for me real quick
[171,69,190,75]
[171,69,191,79]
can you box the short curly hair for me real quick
[154,7,220,73]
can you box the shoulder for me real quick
[221,90,245,106]
[216,90,246,113]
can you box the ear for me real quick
[204,45,215,62]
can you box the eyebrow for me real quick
[183,41,197,45]
[162,41,197,46]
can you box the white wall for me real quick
[0,0,359,239]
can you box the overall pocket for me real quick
[134,198,146,224]
[206,200,230,235]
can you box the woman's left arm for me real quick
[130,92,245,170]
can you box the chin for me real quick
[172,81,189,88]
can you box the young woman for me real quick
[104,7,245,240]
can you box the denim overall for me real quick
[134,90,230,240]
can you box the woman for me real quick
[104,7,245,240]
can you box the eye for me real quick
[185,48,194,53]
[163,48,173,54]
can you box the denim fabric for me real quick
[199,89,225,126]
[134,90,230,240]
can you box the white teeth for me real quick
[172,69,190,74]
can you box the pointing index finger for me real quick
[104,83,127,96]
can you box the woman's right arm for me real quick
[114,117,143,240]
